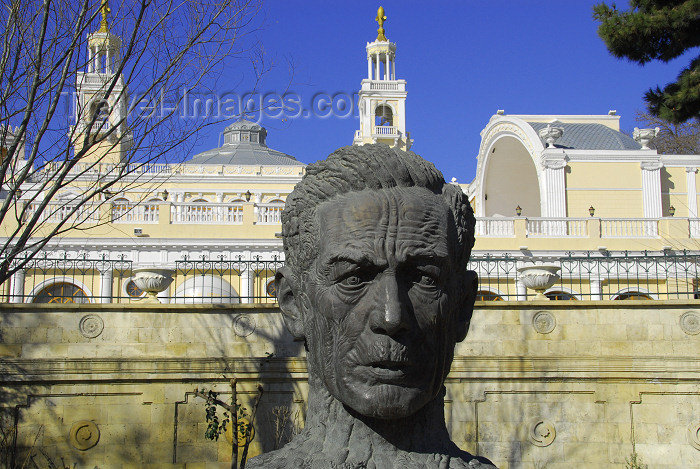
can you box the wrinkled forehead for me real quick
[314,187,453,266]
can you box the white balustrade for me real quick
[601,218,659,238]
[170,202,243,224]
[475,218,515,237]
[691,219,700,238]
[112,203,160,223]
[256,203,284,224]
[373,126,398,136]
[369,81,400,91]
[527,218,588,237]
[26,202,100,224]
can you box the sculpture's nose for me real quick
[369,273,410,337]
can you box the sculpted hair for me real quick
[281,144,475,273]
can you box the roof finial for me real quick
[98,0,110,33]
[375,6,387,42]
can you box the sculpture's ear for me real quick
[275,266,306,340]
[455,269,478,343]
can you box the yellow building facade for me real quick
[2,8,700,306]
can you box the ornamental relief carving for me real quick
[689,422,700,450]
[528,420,556,447]
[680,311,700,335]
[70,420,100,451]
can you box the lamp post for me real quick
[589,206,595,217]
[669,205,676,217]
[515,205,522,217]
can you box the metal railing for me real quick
[2,252,699,304]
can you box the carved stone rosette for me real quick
[79,314,104,339]
[532,311,556,334]
[528,420,556,447]
[70,420,100,450]
[680,311,700,335]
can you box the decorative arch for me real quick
[374,103,394,127]
[474,116,546,218]
[610,287,657,300]
[544,286,581,301]
[173,275,240,304]
[475,287,506,301]
[28,277,94,304]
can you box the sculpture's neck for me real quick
[301,376,455,458]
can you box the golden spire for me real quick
[375,6,387,42]
[98,0,110,33]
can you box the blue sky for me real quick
[189,0,694,184]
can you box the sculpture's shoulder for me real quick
[246,448,499,469]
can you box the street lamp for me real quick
[515,205,522,216]
[588,206,595,217]
[245,190,252,202]
[669,205,676,217]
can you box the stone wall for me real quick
[1,301,699,468]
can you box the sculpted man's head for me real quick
[276,144,477,421]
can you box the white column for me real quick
[542,157,567,227]
[10,269,26,303]
[392,57,395,80]
[375,53,380,81]
[590,278,603,301]
[106,49,111,73]
[367,55,372,80]
[99,267,113,304]
[687,167,698,218]
[385,53,389,80]
[515,279,527,301]
[240,268,255,304]
[175,192,184,222]
[641,161,663,218]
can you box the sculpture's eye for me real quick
[341,275,363,287]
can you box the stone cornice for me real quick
[2,356,698,381]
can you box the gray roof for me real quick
[188,119,301,165]
[527,122,642,151]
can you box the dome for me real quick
[187,119,301,166]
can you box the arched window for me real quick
[90,100,109,123]
[32,282,91,303]
[613,292,654,300]
[374,104,393,127]
[227,199,245,223]
[545,290,578,301]
[476,290,504,301]
[187,198,212,222]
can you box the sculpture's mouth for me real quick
[365,360,411,381]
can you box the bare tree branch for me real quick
[0,0,267,285]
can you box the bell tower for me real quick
[353,6,412,150]
[74,0,131,164]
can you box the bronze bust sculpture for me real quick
[249,144,496,468]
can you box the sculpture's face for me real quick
[301,187,466,419]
